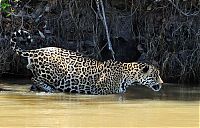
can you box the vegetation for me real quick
[0,0,199,84]
[1,0,11,12]
[0,0,19,17]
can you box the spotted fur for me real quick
[10,30,163,95]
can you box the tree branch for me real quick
[95,0,115,60]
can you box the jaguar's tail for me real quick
[10,29,32,55]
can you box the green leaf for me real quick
[6,13,11,17]
[2,3,11,7]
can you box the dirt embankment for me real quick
[0,0,199,84]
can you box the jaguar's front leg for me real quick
[30,77,57,93]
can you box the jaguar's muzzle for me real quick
[150,84,162,91]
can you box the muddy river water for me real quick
[0,79,199,127]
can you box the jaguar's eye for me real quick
[142,66,149,73]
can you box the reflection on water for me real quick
[0,79,199,127]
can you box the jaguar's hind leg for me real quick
[30,77,57,93]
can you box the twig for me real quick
[168,0,200,17]
[92,24,102,59]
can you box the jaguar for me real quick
[10,29,163,95]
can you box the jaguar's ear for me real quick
[142,66,149,73]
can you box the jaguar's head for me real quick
[137,64,163,91]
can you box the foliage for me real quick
[0,0,18,16]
